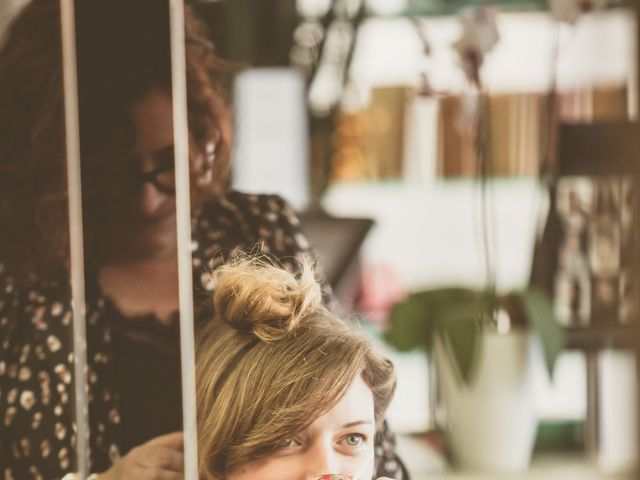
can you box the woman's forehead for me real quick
[130,88,174,156]
[306,376,375,432]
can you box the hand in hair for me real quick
[95,432,184,480]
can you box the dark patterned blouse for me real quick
[0,191,406,480]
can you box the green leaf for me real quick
[385,288,496,386]
[437,298,492,385]
[384,295,433,352]
[517,288,566,379]
[412,287,488,313]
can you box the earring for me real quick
[199,131,220,185]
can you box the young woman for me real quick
[196,255,396,480]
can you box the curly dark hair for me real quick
[0,0,233,282]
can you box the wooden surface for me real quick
[397,435,634,480]
[557,122,640,176]
[565,324,640,351]
[414,457,633,480]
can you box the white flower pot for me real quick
[435,331,537,473]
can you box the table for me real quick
[396,435,635,480]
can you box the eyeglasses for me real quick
[116,138,218,198]
[119,144,177,198]
[134,160,176,195]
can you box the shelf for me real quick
[558,122,640,177]
[384,0,632,18]
[565,324,640,350]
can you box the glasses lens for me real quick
[153,167,175,192]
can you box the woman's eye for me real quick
[344,434,367,447]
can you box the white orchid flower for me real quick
[454,5,500,86]
[548,0,606,24]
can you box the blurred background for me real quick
[2,0,638,478]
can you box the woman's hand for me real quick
[97,432,184,480]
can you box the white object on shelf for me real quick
[403,94,439,183]
[232,68,310,210]
[436,332,537,473]
[598,349,638,474]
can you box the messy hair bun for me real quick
[212,253,323,342]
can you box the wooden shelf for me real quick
[558,122,640,176]
[565,324,640,351]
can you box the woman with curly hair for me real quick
[0,1,406,479]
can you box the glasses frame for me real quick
[134,161,176,195]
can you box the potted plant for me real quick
[384,286,565,473]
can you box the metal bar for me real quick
[427,351,438,431]
[585,350,600,460]
[60,0,90,477]
[635,6,640,475]
[636,0,640,118]
[168,1,199,479]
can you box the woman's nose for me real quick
[305,443,343,480]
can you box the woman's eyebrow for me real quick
[340,420,374,429]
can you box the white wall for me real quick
[347,9,634,107]
[322,179,543,292]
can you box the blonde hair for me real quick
[196,254,395,479]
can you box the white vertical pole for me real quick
[168,1,199,479]
[60,0,90,477]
